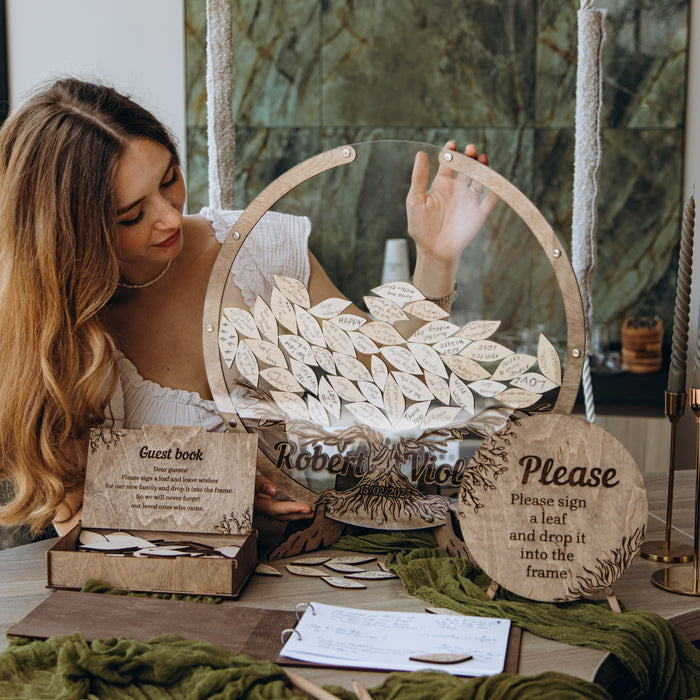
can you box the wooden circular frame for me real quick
[202,142,585,503]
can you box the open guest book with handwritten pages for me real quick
[280,602,512,677]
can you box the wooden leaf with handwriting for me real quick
[334,353,373,382]
[403,299,449,320]
[322,320,356,356]
[382,374,405,424]
[274,275,310,308]
[358,380,384,408]
[348,331,380,355]
[495,387,542,409]
[371,355,389,390]
[253,297,278,344]
[408,320,460,344]
[290,358,318,394]
[360,321,406,346]
[246,339,287,368]
[423,405,462,429]
[457,320,501,340]
[309,297,351,319]
[372,282,424,305]
[279,334,316,365]
[538,334,562,385]
[432,337,471,355]
[307,395,330,426]
[399,401,431,429]
[469,379,508,397]
[509,372,558,394]
[270,287,297,333]
[392,372,434,402]
[235,340,259,386]
[491,353,537,381]
[380,346,422,374]
[449,374,475,414]
[310,346,334,375]
[460,340,513,363]
[224,307,261,339]
[328,375,365,403]
[424,371,451,404]
[271,392,309,420]
[218,317,238,369]
[318,376,341,419]
[295,306,325,346]
[364,296,409,323]
[441,354,490,381]
[261,367,303,393]
[329,313,366,331]
[408,342,448,378]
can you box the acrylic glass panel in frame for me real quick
[205,141,584,530]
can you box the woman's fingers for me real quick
[254,474,313,521]
[255,473,277,496]
[407,150,430,209]
[261,496,313,520]
[435,140,458,181]
[457,143,488,196]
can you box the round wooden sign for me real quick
[457,413,647,602]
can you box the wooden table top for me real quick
[1,470,698,691]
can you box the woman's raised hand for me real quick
[406,141,498,297]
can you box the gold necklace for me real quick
[118,259,173,289]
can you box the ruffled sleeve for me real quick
[117,351,225,432]
[199,207,311,307]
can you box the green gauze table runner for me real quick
[1,632,613,699]
[381,545,700,700]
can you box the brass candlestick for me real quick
[640,391,694,563]
[651,387,700,595]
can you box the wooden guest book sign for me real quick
[458,414,647,602]
[82,425,257,535]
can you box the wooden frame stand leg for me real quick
[268,506,346,560]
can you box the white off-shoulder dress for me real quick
[112,207,311,431]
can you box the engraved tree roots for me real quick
[562,527,647,600]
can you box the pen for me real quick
[353,680,373,699]
[284,669,343,700]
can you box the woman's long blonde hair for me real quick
[0,78,179,532]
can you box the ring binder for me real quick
[295,601,315,620]
[281,627,302,644]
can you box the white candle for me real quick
[669,193,695,392]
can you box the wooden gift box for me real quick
[46,425,259,598]
[47,524,257,598]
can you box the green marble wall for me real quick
[184,0,688,344]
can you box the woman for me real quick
[0,78,496,537]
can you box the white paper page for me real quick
[280,602,511,677]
